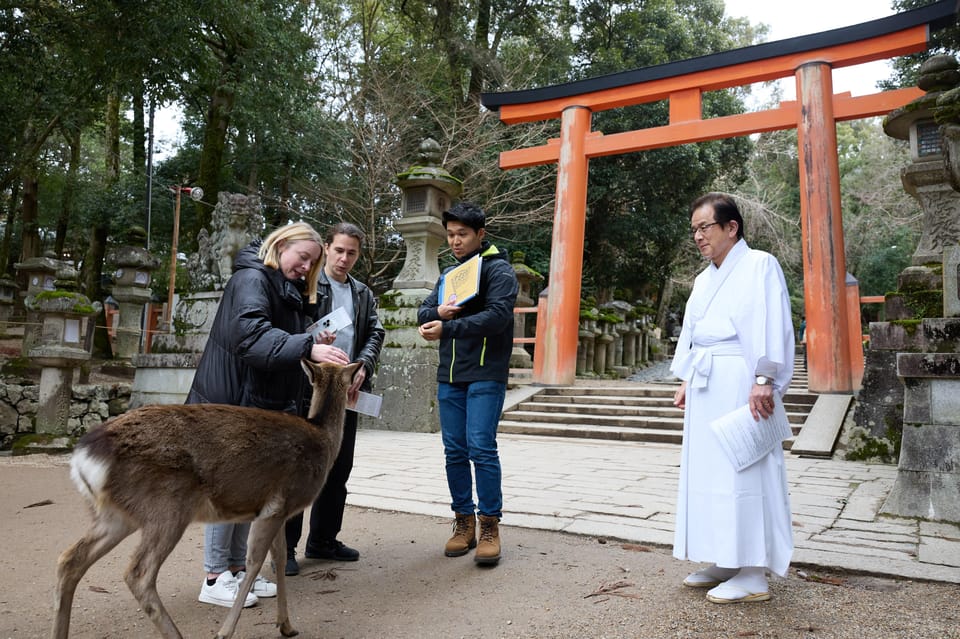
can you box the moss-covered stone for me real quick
[11,432,76,455]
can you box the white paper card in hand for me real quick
[307,306,352,341]
[347,391,382,418]
[709,398,793,472]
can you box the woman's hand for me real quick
[749,383,775,421]
[310,343,350,365]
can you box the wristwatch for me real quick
[755,375,772,386]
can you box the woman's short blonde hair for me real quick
[259,222,324,303]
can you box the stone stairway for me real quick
[500,358,818,450]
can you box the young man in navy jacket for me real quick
[418,202,519,565]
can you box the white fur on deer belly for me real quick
[70,447,110,504]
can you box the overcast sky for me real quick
[722,0,900,101]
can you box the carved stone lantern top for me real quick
[395,138,463,198]
[884,55,960,159]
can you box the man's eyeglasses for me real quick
[690,221,719,238]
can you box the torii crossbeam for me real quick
[480,0,957,392]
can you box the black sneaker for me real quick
[285,553,300,576]
[304,539,360,562]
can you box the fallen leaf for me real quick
[88,586,110,594]
[585,579,638,599]
[797,572,846,586]
[24,499,53,509]
[311,568,340,581]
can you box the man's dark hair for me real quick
[689,192,745,240]
[326,221,365,246]
[442,202,486,231]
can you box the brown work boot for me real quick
[474,515,501,565]
[444,512,477,557]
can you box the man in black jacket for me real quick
[284,222,385,574]
[417,202,519,566]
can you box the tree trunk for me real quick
[196,81,236,237]
[467,0,491,103]
[55,127,81,257]
[20,166,41,262]
[0,182,20,275]
[82,91,120,302]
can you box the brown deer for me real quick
[52,360,361,639]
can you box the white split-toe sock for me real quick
[682,565,739,587]
[706,567,770,603]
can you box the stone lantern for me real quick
[15,251,67,353]
[25,265,102,435]
[388,138,463,310]
[374,138,462,434]
[883,54,960,267]
[510,251,543,369]
[106,226,160,362]
[0,274,20,328]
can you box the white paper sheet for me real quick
[347,391,382,418]
[306,306,352,341]
[708,399,793,472]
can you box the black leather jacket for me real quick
[316,269,385,392]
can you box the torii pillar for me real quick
[797,63,853,392]
[541,106,591,385]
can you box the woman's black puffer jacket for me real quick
[185,241,319,416]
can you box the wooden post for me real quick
[536,106,591,386]
[846,273,865,390]
[796,62,853,392]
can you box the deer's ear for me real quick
[301,359,318,383]
[343,361,362,383]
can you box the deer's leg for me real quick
[124,513,192,639]
[52,507,135,639]
[269,521,296,637]
[216,518,288,639]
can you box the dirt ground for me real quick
[2,454,959,639]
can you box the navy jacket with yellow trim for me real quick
[418,242,519,384]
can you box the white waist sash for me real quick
[674,341,742,389]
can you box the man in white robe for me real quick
[670,192,795,604]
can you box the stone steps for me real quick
[500,358,821,450]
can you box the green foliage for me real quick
[883,0,960,90]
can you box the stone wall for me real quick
[0,378,131,448]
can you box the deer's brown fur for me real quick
[53,360,360,639]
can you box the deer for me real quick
[52,359,361,639]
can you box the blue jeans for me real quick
[204,522,250,574]
[437,380,505,519]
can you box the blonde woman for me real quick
[186,222,350,608]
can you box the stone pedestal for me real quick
[369,317,440,433]
[129,353,201,408]
[882,331,960,522]
[150,290,223,354]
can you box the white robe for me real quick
[670,239,795,576]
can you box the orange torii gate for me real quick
[480,0,958,393]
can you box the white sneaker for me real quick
[235,570,277,598]
[198,572,258,608]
